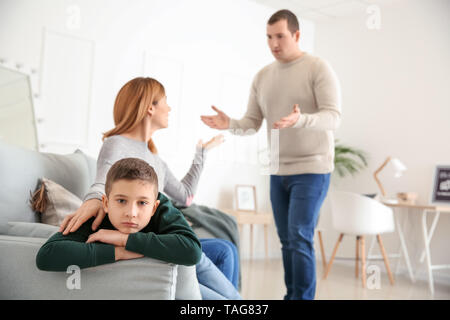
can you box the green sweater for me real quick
[36,193,202,271]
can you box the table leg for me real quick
[394,209,403,276]
[422,210,435,296]
[250,224,254,260]
[419,211,441,263]
[238,224,243,258]
[394,209,415,283]
[361,236,366,288]
[264,224,268,259]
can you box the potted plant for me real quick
[334,140,368,178]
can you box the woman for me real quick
[59,77,240,299]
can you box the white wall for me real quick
[314,0,450,282]
[0,0,315,259]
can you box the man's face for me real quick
[266,19,300,62]
[102,179,160,234]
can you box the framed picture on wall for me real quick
[430,165,450,204]
[235,185,257,212]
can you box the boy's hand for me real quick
[114,247,144,261]
[86,229,128,247]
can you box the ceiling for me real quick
[251,0,399,21]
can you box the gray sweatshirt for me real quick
[83,135,206,206]
[229,52,342,175]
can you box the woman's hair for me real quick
[103,77,165,154]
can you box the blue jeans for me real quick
[196,252,242,300]
[200,238,239,289]
[270,173,330,300]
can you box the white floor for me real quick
[240,258,450,300]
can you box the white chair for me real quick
[323,191,395,288]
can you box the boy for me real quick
[36,157,202,271]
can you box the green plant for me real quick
[334,140,368,178]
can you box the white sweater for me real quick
[229,52,342,175]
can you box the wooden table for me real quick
[382,201,450,296]
[221,209,273,259]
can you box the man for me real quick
[200,9,341,300]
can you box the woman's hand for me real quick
[198,134,225,151]
[59,198,105,235]
[86,229,128,247]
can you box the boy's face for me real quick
[102,179,160,234]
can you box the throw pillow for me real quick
[30,178,82,226]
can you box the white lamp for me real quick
[374,156,407,197]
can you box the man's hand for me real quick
[273,104,301,129]
[200,106,230,130]
[114,247,144,261]
[86,229,128,247]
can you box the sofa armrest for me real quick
[0,235,180,299]
[0,221,59,239]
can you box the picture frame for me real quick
[235,185,257,212]
[430,165,450,205]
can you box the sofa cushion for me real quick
[30,178,83,226]
[0,221,58,238]
[0,140,95,224]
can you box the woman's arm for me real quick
[162,145,206,206]
[162,135,223,206]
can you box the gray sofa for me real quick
[0,140,203,299]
